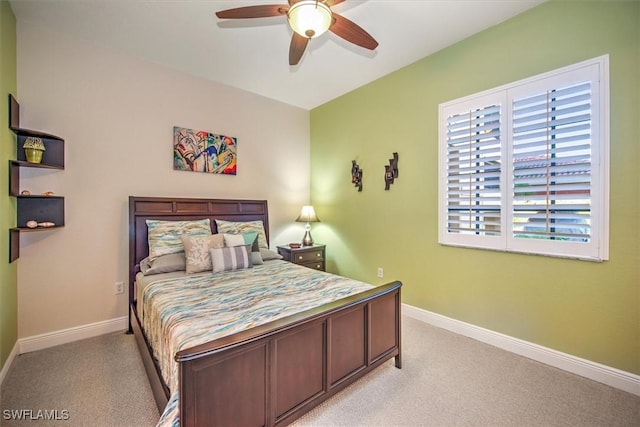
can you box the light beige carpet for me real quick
[1,316,638,426]
[1,331,159,426]
[293,316,639,426]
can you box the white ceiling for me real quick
[9,0,545,110]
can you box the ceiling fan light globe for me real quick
[288,1,332,39]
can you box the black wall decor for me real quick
[384,152,399,190]
[351,160,363,192]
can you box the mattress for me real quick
[135,270,209,320]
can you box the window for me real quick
[439,56,609,261]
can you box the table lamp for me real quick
[296,205,320,246]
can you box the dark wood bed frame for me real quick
[128,196,402,427]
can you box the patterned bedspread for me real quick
[141,260,374,426]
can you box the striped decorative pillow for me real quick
[210,245,253,273]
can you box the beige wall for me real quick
[16,22,310,338]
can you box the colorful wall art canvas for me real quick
[173,126,237,175]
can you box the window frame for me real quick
[438,55,609,261]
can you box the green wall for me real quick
[0,0,17,371]
[311,0,639,374]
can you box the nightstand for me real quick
[277,244,326,271]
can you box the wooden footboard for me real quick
[177,280,401,427]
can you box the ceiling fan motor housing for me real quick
[288,1,333,39]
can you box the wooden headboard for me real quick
[128,196,269,306]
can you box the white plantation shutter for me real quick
[439,56,608,261]
[445,107,502,233]
[440,93,506,250]
[511,82,592,241]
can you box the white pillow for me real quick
[223,233,245,247]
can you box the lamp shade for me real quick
[287,1,332,39]
[296,205,320,223]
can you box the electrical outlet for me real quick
[115,281,124,295]
[377,268,384,278]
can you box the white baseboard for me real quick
[19,316,128,354]
[0,341,20,386]
[402,304,640,396]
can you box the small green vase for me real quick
[25,148,44,164]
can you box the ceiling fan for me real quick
[215,0,378,66]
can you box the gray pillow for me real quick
[260,248,283,261]
[251,251,264,265]
[140,252,186,275]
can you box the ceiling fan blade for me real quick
[330,13,378,50]
[216,5,287,19]
[289,33,309,65]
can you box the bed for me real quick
[128,196,402,427]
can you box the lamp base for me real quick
[302,230,314,246]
